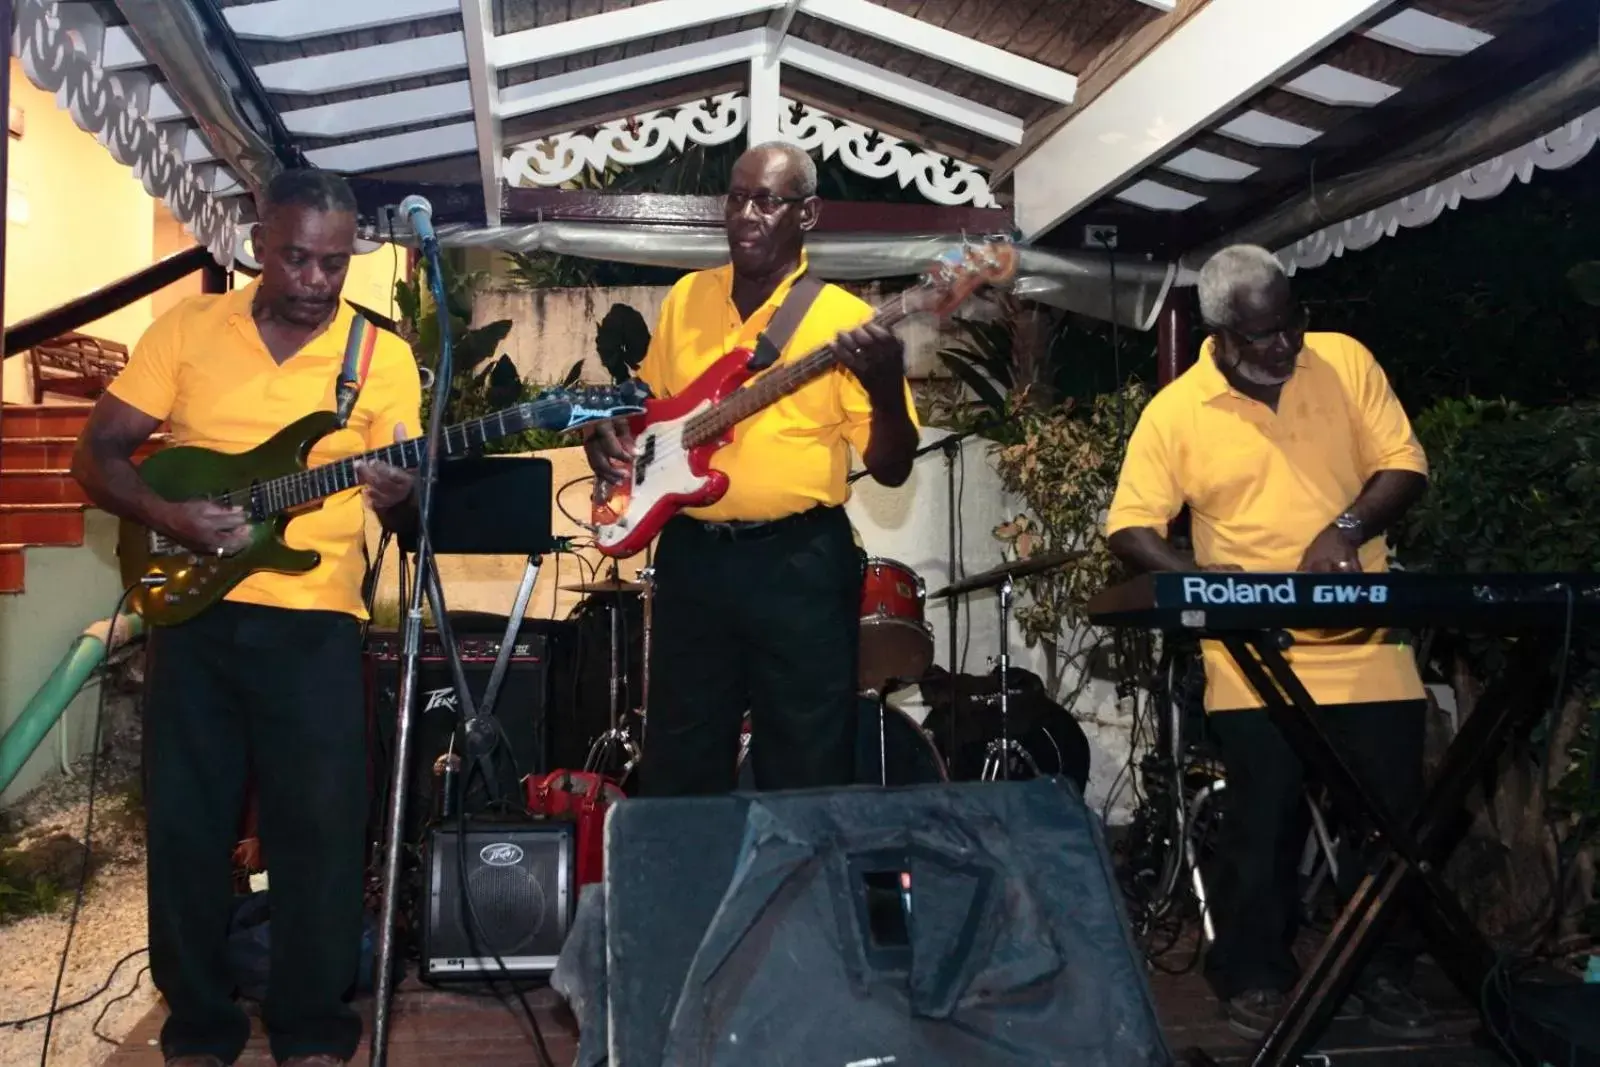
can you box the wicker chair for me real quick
[30,331,129,403]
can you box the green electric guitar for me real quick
[118,382,649,626]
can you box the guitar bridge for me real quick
[148,531,182,556]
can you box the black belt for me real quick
[685,505,838,543]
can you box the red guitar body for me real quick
[592,346,756,557]
[590,239,1019,558]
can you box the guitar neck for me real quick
[683,294,918,447]
[229,408,526,513]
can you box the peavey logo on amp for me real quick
[479,842,525,867]
[1180,576,1389,605]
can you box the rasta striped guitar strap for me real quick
[334,311,380,428]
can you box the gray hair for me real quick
[1197,244,1286,329]
[746,139,818,197]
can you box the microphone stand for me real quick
[371,203,454,1067]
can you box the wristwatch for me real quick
[1332,511,1363,545]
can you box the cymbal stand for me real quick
[980,574,1015,782]
[583,564,644,776]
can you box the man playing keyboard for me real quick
[1104,245,1435,1040]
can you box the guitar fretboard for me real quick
[682,293,917,447]
[214,405,539,516]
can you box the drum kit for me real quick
[560,546,1084,790]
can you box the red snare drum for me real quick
[858,557,933,693]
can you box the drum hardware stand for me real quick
[583,562,645,776]
[981,574,1015,780]
[871,677,916,787]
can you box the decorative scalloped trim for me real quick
[504,92,999,209]
[1279,105,1600,275]
[14,0,240,265]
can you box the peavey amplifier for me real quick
[421,819,576,981]
[364,619,573,845]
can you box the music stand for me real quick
[396,456,556,797]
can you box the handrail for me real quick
[4,244,215,355]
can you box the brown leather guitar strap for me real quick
[748,272,826,371]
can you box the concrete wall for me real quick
[473,283,993,386]
[0,511,127,806]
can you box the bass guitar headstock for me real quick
[902,237,1020,320]
[519,380,652,434]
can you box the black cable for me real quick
[449,766,557,1067]
[0,947,148,1029]
[555,475,594,531]
[90,964,150,1044]
[38,581,144,1067]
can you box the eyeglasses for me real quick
[1230,304,1309,347]
[723,191,807,215]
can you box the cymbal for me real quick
[928,548,1087,600]
[561,578,646,594]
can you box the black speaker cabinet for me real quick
[422,819,576,982]
[593,779,1172,1067]
[365,622,567,845]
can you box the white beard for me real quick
[1229,354,1294,387]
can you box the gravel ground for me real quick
[1,684,156,1067]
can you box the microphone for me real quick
[397,194,435,246]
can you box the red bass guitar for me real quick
[591,239,1019,557]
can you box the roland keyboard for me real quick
[1086,572,1600,633]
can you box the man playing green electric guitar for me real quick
[72,170,417,1067]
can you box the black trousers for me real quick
[1202,699,1426,1001]
[640,506,861,796]
[143,601,367,1064]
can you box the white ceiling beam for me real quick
[500,29,1025,145]
[493,0,782,69]
[281,81,474,138]
[500,30,769,118]
[145,84,185,124]
[223,0,460,41]
[749,54,783,144]
[780,37,1024,144]
[769,0,803,54]
[304,121,478,173]
[797,0,1076,105]
[459,0,505,227]
[99,26,146,70]
[255,33,469,95]
[1011,0,1393,242]
[177,128,219,164]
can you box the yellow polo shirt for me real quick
[109,281,421,619]
[635,253,919,523]
[1106,332,1428,712]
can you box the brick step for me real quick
[0,544,22,594]
[0,469,90,505]
[2,403,95,439]
[2,434,169,471]
[0,503,84,545]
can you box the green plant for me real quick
[1394,396,1600,946]
[395,256,581,453]
[930,294,1157,443]
[987,382,1150,692]
[594,302,652,383]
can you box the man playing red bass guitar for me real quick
[583,141,919,796]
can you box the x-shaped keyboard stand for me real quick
[1183,629,1553,1067]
